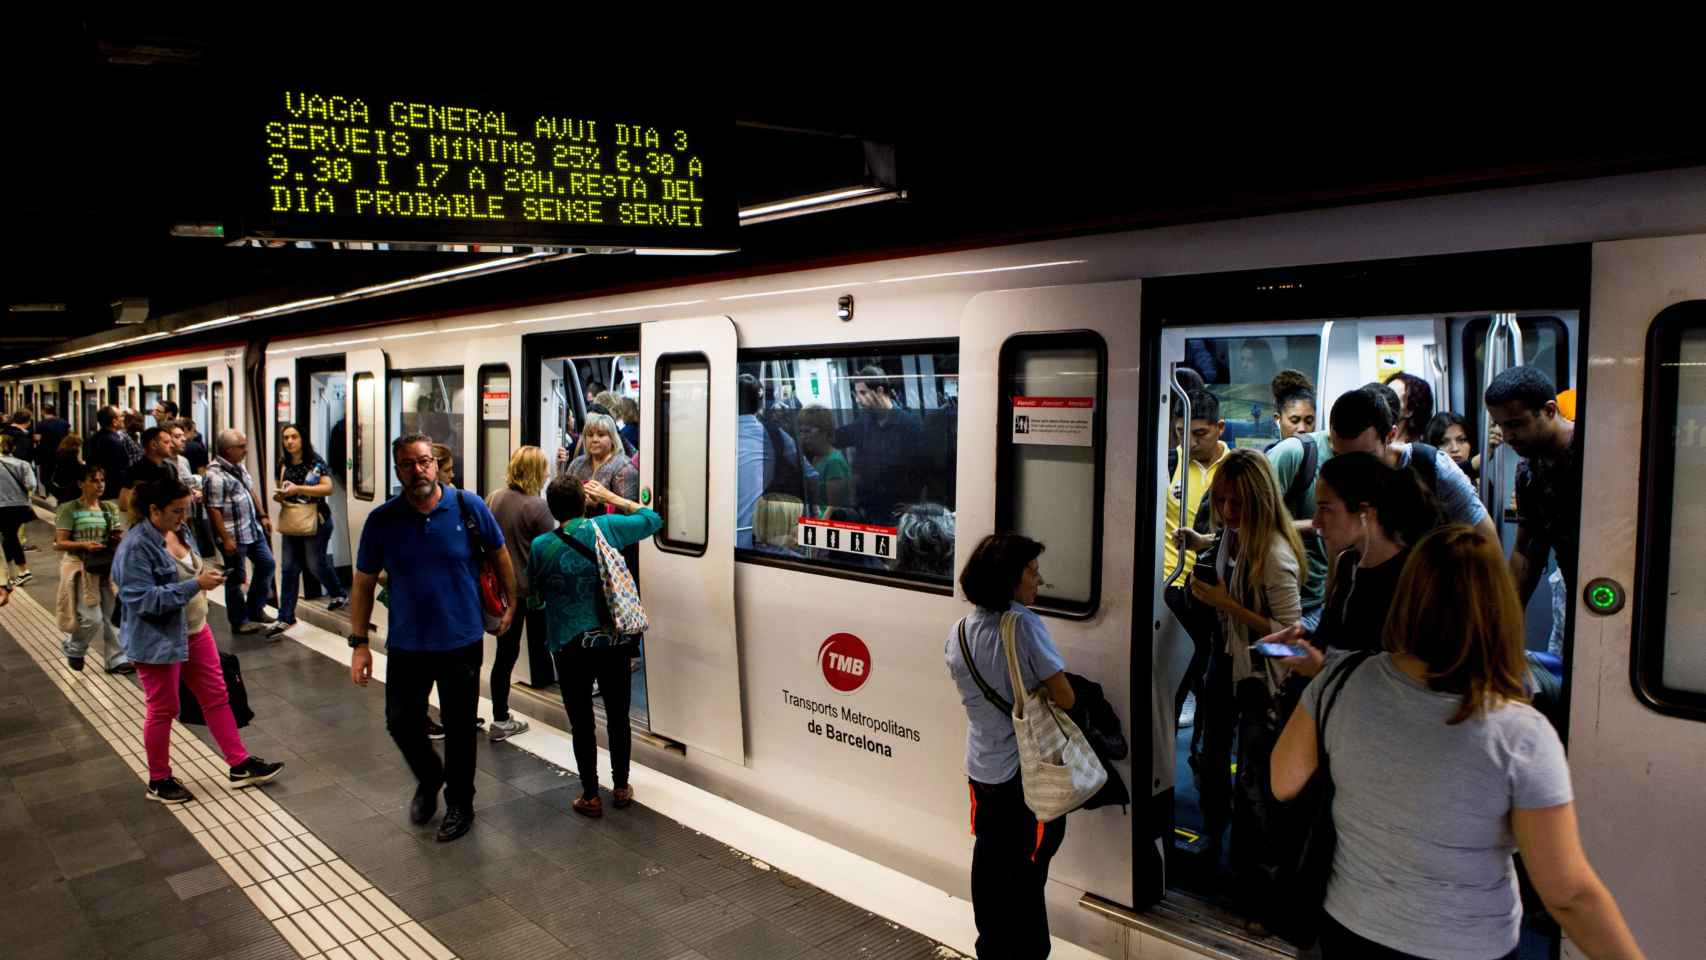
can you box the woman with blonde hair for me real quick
[1174,447,1305,909]
[483,445,556,740]
[563,412,638,504]
[1271,527,1644,959]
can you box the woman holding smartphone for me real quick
[1266,451,1436,678]
[114,478,283,804]
[1173,449,1304,913]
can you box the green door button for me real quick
[1583,577,1625,616]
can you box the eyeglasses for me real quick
[398,456,436,470]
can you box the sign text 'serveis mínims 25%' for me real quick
[242,90,736,250]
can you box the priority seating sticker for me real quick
[819,633,871,693]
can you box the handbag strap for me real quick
[957,618,1013,716]
[555,524,600,566]
[1315,650,1375,763]
[457,489,486,559]
[1001,612,1029,719]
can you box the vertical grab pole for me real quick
[1164,367,1193,587]
[1480,313,1523,526]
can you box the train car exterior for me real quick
[7,167,1704,960]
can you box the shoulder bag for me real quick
[1261,649,1375,947]
[276,466,320,537]
[458,489,508,633]
[559,519,649,637]
[998,611,1106,821]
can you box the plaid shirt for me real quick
[205,455,261,546]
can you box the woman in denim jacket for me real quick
[113,478,284,804]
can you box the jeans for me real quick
[62,570,128,669]
[278,520,345,623]
[221,538,276,628]
[134,625,248,780]
[553,645,633,798]
[384,641,481,807]
[969,774,1066,959]
[490,608,542,722]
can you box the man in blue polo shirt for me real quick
[347,433,514,842]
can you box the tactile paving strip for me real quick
[0,589,458,960]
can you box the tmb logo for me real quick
[818,633,871,694]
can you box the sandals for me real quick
[612,785,634,809]
[572,794,603,818]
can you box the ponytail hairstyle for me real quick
[1208,449,1305,597]
[1384,525,1530,724]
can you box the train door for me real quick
[141,381,163,427]
[958,281,1145,908]
[1142,248,1590,947]
[302,359,354,588]
[521,329,644,712]
[122,373,142,420]
[343,349,389,537]
[1571,234,1706,960]
[180,367,210,442]
[637,316,742,761]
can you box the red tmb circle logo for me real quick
[818,633,871,693]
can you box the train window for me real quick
[127,386,137,412]
[166,384,175,404]
[211,382,225,438]
[273,378,291,468]
[998,333,1107,615]
[352,372,377,500]
[655,355,709,553]
[1634,301,1706,719]
[734,343,959,588]
[389,369,465,494]
[1462,315,1569,438]
[1181,333,1321,449]
[476,364,511,495]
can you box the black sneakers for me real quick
[147,777,196,804]
[67,656,85,672]
[410,783,440,826]
[436,805,474,842]
[228,756,285,787]
[425,718,446,741]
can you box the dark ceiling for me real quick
[6,16,1703,370]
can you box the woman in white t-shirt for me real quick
[1271,526,1644,959]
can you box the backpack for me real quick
[762,418,806,498]
[1404,441,1450,528]
[1282,434,1319,520]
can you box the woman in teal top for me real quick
[529,474,661,818]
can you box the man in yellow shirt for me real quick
[1164,389,1229,580]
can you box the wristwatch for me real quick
[348,634,369,649]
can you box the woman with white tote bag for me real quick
[947,533,1101,959]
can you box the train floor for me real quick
[0,515,974,960]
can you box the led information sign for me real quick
[238,89,736,251]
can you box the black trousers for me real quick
[969,774,1067,960]
[490,609,544,722]
[1195,647,1237,847]
[0,504,33,567]
[553,644,633,798]
[1320,913,1517,960]
[384,641,481,807]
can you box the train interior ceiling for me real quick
[3,176,1704,960]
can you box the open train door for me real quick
[638,315,744,763]
[956,281,1150,909]
[343,348,389,536]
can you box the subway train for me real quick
[4,167,1703,960]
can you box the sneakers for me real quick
[7,572,31,587]
[106,661,136,675]
[590,679,601,698]
[436,804,474,842]
[426,718,446,741]
[228,756,285,787]
[253,612,278,624]
[237,622,267,635]
[146,777,196,804]
[68,656,85,672]
[1179,692,1197,729]
[327,597,349,612]
[488,717,529,742]
[264,621,289,641]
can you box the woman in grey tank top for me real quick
[1269,526,1645,960]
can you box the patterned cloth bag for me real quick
[1002,612,1106,821]
[588,520,649,636]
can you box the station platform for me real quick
[0,513,983,960]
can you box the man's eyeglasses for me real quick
[398,456,436,470]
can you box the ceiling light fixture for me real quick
[739,186,905,225]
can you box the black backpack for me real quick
[1261,433,1320,521]
[1405,441,1450,528]
[762,418,810,506]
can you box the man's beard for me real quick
[408,478,435,498]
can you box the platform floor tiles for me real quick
[1,518,963,960]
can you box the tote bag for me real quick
[588,519,649,636]
[176,652,256,729]
[1001,612,1105,821]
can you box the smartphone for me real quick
[1252,642,1306,658]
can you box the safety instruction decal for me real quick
[1374,335,1405,377]
[797,518,898,559]
[481,377,511,421]
[1011,396,1094,447]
